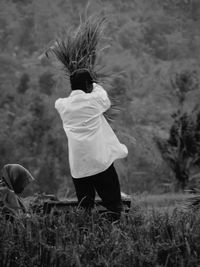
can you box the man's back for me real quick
[55,83,128,178]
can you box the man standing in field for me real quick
[55,69,128,220]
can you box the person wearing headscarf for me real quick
[0,164,34,217]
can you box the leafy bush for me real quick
[155,70,200,191]
[155,111,200,190]
[17,73,30,94]
[38,72,55,96]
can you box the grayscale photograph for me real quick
[0,0,200,266]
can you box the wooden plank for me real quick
[43,193,132,214]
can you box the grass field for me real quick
[1,193,200,267]
[135,192,193,212]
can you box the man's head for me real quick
[70,69,93,93]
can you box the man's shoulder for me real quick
[55,97,69,110]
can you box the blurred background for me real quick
[1,0,200,197]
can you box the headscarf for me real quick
[1,164,34,194]
[0,164,34,217]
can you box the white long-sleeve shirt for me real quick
[55,83,128,178]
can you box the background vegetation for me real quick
[1,0,200,196]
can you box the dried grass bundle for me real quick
[46,14,106,80]
[45,14,121,122]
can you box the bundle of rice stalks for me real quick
[46,14,106,80]
[45,14,122,122]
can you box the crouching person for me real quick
[0,164,34,220]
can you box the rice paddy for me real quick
[1,193,200,267]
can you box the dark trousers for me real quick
[72,163,122,219]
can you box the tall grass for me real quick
[1,200,200,267]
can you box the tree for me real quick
[171,70,199,110]
[38,71,55,95]
[156,111,200,190]
[17,73,30,94]
[155,70,200,190]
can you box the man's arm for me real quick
[90,83,111,113]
